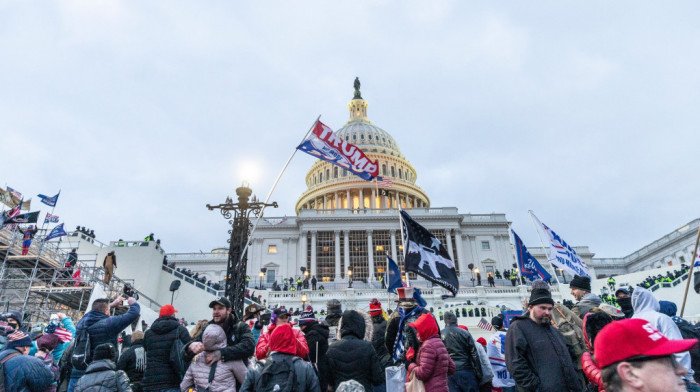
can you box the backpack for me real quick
[254,355,298,392]
[70,326,92,371]
[170,337,186,379]
[674,319,700,376]
[551,305,588,361]
[0,352,20,392]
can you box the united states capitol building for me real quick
[167,81,699,290]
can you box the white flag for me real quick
[530,212,591,278]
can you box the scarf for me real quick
[392,306,421,361]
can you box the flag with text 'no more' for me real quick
[531,213,590,278]
[297,120,379,181]
[400,210,459,295]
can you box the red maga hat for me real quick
[594,318,698,368]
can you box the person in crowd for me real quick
[256,307,308,360]
[580,311,615,392]
[240,324,320,392]
[103,251,117,284]
[181,324,247,392]
[117,331,146,392]
[142,304,191,392]
[311,275,317,290]
[69,297,141,392]
[327,310,384,391]
[385,287,430,366]
[0,330,55,391]
[243,304,265,343]
[474,337,493,392]
[595,318,698,392]
[441,311,481,392]
[45,313,76,363]
[615,288,634,318]
[5,310,24,332]
[659,300,700,383]
[505,282,582,392]
[73,343,131,392]
[183,297,254,375]
[299,308,330,392]
[189,320,209,339]
[35,333,61,391]
[323,299,343,345]
[486,315,516,392]
[336,380,365,392]
[487,274,495,287]
[570,275,602,319]
[368,299,392,392]
[632,286,698,389]
[406,313,455,392]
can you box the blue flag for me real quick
[413,287,427,308]
[38,192,60,207]
[386,255,403,294]
[46,223,67,241]
[512,229,552,281]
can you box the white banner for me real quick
[530,212,591,278]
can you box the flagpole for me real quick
[527,210,562,287]
[680,224,700,317]
[507,224,527,304]
[239,116,321,264]
[397,204,410,287]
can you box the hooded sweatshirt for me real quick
[181,324,247,392]
[408,314,455,392]
[632,287,693,380]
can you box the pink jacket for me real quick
[408,335,455,392]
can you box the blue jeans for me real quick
[373,383,387,392]
[67,377,79,392]
[448,369,479,392]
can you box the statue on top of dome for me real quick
[353,77,362,99]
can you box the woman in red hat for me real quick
[407,313,455,392]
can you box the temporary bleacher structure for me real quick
[0,227,161,326]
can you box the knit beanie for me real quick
[476,337,487,347]
[443,311,457,325]
[570,275,592,292]
[529,280,554,306]
[491,315,504,330]
[93,343,116,361]
[37,333,60,352]
[299,310,316,327]
[6,310,23,329]
[6,330,32,349]
[368,298,382,316]
[327,299,342,313]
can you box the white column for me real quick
[359,188,364,208]
[310,231,317,277]
[334,192,339,209]
[413,197,417,208]
[367,230,375,281]
[334,230,341,280]
[343,230,350,279]
[444,229,455,261]
[455,231,466,276]
[390,229,398,262]
[346,190,351,209]
[371,189,376,209]
[299,232,307,276]
[323,195,327,210]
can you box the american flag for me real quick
[7,187,22,200]
[376,176,393,188]
[54,327,73,342]
[477,317,493,331]
[7,330,28,341]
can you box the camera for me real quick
[122,284,139,300]
[259,312,271,326]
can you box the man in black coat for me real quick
[442,311,482,392]
[368,299,392,369]
[326,310,384,391]
[142,305,191,391]
[183,297,255,366]
[323,299,343,345]
[117,330,146,392]
[505,285,581,392]
[299,310,330,392]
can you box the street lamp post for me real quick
[301,293,308,310]
[559,268,567,284]
[207,182,277,320]
[258,271,264,289]
[347,269,353,288]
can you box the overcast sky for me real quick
[2,1,698,258]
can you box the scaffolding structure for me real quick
[0,227,159,326]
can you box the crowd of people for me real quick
[1,272,699,392]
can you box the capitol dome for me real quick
[295,79,430,214]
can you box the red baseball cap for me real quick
[594,318,698,368]
[159,304,178,317]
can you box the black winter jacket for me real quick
[504,315,581,392]
[239,352,321,392]
[385,306,429,365]
[326,310,385,391]
[371,315,392,368]
[303,323,330,392]
[117,339,146,392]
[70,303,141,380]
[184,314,254,364]
[441,324,482,379]
[73,360,132,392]
[142,316,191,391]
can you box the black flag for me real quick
[3,211,40,226]
[400,210,459,295]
